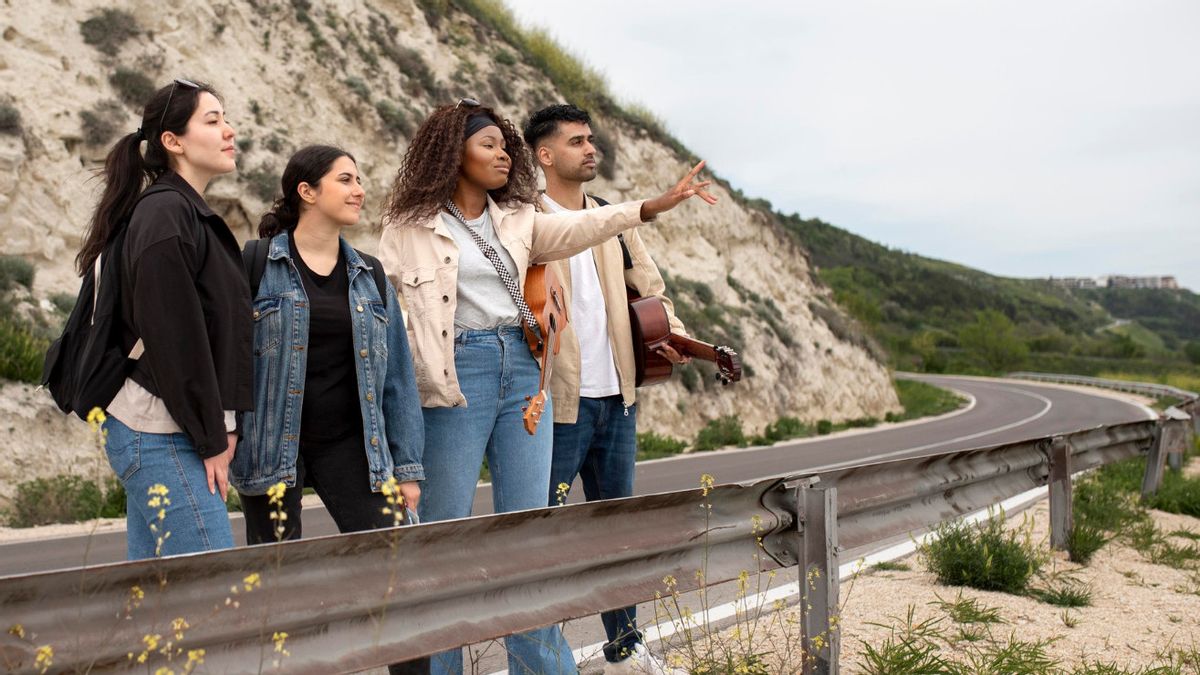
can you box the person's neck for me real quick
[172,163,215,195]
[543,177,587,211]
[292,215,342,272]
[451,181,488,219]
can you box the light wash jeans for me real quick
[104,415,234,560]
[421,327,577,675]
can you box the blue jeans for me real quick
[422,327,577,675]
[550,396,641,663]
[103,416,234,560]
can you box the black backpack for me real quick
[242,237,389,308]
[41,184,176,419]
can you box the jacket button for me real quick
[442,330,448,337]
[375,480,383,489]
[371,436,379,446]
[443,256,450,264]
[356,305,364,312]
[366,392,374,401]
[443,369,449,375]
[412,276,419,283]
[253,310,260,319]
[360,348,369,357]
[442,295,449,303]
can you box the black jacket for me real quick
[119,172,253,457]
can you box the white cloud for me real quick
[502,0,1200,289]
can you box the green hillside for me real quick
[773,212,1200,378]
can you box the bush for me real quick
[751,416,812,445]
[109,67,156,107]
[5,475,123,527]
[80,9,139,56]
[0,255,34,291]
[1146,471,1200,518]
[375,100,411,137]
[241,164,280,202]
[816,419,833,435]
[1067,523,1109,564]
[80,99,126,147]
[0,317,47,384]
[344,76,371,102]
[494,49,517,66]
[50,292,77,315]
[0,103,20,135]
[920,512,1043,594]
[636,431,687,461]
[693,415,746,452]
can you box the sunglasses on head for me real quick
[455,97,481,110]
[159,78,201,133]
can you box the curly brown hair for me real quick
[385,102,538,227]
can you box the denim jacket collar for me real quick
[266,232,371,276]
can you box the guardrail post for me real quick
[1046,436,1073,551]
[1141,422,1167,497]
[800,482,839,675]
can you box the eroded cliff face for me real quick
[0,0,898,501]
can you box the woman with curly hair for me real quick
[379,99,715,675]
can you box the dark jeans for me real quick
[241,434,429,675]
[549,396,642,663]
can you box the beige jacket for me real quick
[545,195,686,424]
[378,195,647,408]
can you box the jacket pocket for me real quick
[252,297,283,356]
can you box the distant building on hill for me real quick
[1049,275,1179,290]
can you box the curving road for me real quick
[0,375,1153,578]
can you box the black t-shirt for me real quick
[289,234,362,448]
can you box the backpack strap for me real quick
[356,250,389,310]
[242,238,268,300]
[589,194,634,271]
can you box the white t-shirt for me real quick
[542,194,621,398]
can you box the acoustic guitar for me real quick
[521,264,569,435]
[627,291,742,387]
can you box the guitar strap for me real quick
[588,195,634,270]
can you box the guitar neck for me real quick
[667,334,721,363]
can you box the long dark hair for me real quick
[75,79,221,275]
[258,145,357,238]
[384,102,537,227]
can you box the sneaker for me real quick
[602,643,686,675]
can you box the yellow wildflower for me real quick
[170,617,189,641]
[554,482,570,505]
[242,572,261,591]
[266,481,287,506]
[184,649,205,673]
[7,624,24,639]
[699,473,715,496]
[272,631,290,655]
[35,645,53,673]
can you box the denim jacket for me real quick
[232,233,424,495]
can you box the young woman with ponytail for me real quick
[378,100,716,675]
[77,79,251,560]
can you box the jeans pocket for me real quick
[105,425,142,482]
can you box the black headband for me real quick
[463,111,500,140]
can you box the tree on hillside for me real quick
[958,310,1029,373]
[1185,341,1200,366]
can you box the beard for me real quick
[561,162,598,183]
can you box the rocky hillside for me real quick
[0,0,899,500]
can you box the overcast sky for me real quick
[503,1,1199,290]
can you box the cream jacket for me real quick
[378,195,647,408]
[544,195,686,424]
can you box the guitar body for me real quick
[628,295,675,387]
[627,290,743,388]
[521,264,568,435]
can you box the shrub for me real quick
[919,512,1043,594]
[263,133,287,153]
[241,165,279,202]
[752,416,812,445]
[1067,523,1109,564]
[80,9,139,56]
[591,124,618,180]
[5,475,123,527]
[0,103,20,135]
[109,67,156,107]
[344,76,371,102]
[1145,471,1200,518]
[0,317,46,384]
[80,99,126,147]
[0,255,34,291]
[636,431,687,461]
[375,100,412,137]
[693,415,746,452]
[50,292,77,315]
[1030,579,1093,607]
[816,419,833,435]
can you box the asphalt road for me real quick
[0,375,1150,578]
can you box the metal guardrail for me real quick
[1,392,1196,674]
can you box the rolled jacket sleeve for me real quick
[381,279,425,482]
[130,236,228,457]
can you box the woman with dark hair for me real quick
[379,99,716,675]
[78,79,251,560]
[231,145,427,674]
